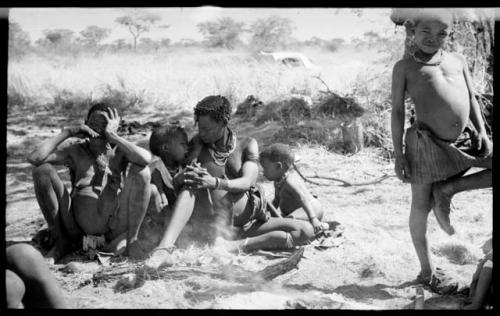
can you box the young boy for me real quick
[148,123,190,216]
[391,8,492,291]
[260,143,328,234]
[103,123,191,257]
[28,103,152,262]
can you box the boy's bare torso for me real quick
[276,172,315,215]
[403,52,470,141]
[64,141,126,232]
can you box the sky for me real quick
[9,7,397,44]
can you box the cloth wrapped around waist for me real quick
[404,121,491,184]
[232,184,270,228]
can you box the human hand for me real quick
[103,107,121,139]
[65,124,100,139]
[184,172,217,190]
[394,154,411,182]
[473,131,492,157]
[311,217,323,234]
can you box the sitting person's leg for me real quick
[6,269,25,308]
[144,189,197,269]
[6,244,69,308]
[32,163,81,262]
[217,217,315,252]
[106,163,151,257]
[284,199,324,221]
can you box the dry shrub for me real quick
[315,93,365,122]
[235,95,264,119]
[255,97,311,127]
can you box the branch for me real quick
[312,75,335,95]
[309,173,396,187]
[293,163,395,187]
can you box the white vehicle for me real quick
[259,51,318,70]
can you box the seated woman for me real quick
[144,95,316,269]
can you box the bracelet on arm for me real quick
[214,177,220,190]
[219,179,229,191]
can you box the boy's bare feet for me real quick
[416,267,458,295]
[143,247,175,270]
[432,183,455,235]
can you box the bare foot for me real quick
[143,247,175,270]
[462,303,481,310]
[417,267,458,295]
[432,183,455,235]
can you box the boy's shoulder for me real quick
[444,51,466,65]
[283,171,304,188]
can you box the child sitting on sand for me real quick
[463,239,493,310]
[391,8,492,292]
[104,123,191,256]
[260,143,328,234]
[148,123,190,215]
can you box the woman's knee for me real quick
[7,244,43,266]
[6,269,25,308]
[128,163,151,183]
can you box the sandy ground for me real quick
[5,110,492,309]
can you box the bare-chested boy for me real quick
[28,103,152,262]
[103,123,191,258]
[260,143,329,234]
[391,9,492,291]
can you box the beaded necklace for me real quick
[207,127,237,166]
[411,49,445,66]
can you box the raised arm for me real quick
[28,125,99,166]
[103,108,152,166]
[460,55,492,156]
[391,60,411,181]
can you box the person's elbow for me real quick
[135,151,152,167]
[27,152,45,166]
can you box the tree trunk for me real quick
[341,119,363,154]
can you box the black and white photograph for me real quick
[5,7,494,309]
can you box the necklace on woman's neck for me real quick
[411,49,444,66]
[207,127,237,166]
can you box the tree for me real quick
[325,38,345,52]
[80,25,111,49]
[41,29,74,53]
[115,11,164,52]
[138,37,160,52]
[250,16,295,51]
[197,17,245,49]
[43,29,74,45]
[363,31,380,48]
[9,22,31,58]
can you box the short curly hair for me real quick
[259,143,295,169]
[149,124,188,156]
[194,95,232,125]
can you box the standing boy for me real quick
[391,9,492,291]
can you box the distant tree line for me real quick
[9,9,390,58]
